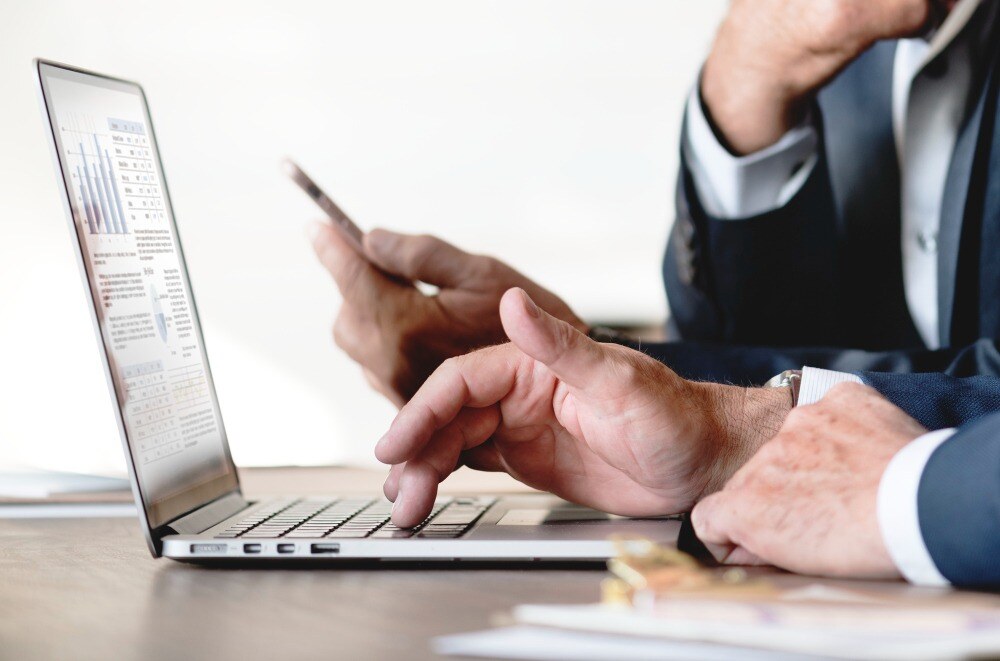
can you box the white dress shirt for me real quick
[682,0,993,585]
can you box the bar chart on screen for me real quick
[60,113,165,238]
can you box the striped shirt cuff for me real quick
[797,367,863,406]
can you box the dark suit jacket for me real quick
[646,18,1000,426]
[917,410,1000,586]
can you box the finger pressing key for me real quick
[390,405,501,527]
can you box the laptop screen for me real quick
[37,62,238,528]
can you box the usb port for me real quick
[311,543,340,555]
[277,543,296,554]
[191,543,226,554]
[243,543,262,554]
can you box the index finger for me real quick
[374,345,523,465]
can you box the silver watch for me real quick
[764,369,803,407]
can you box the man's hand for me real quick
[310,224,585,407]
[691,383,928,579]
[376,287,791,528]
[702,0,936,154]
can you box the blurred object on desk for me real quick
[0,468,135,518]
[0,468,129,500]
[436,541,1000,660]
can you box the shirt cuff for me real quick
[877,428,956,586]
[681,85,820,219]
[797,367,863,406]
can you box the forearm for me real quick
[688,381,792,499]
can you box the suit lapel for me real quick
[939,46,999,345]
[975,54,1000,339]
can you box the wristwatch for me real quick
[765,369,803,407]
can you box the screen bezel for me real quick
[35,59,241,551]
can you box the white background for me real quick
[0,0,726,474]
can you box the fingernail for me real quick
[520,289,540,318]
[306,222,322,242]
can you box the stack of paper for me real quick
[434,585,1000,660]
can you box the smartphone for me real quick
[283,158,365,254]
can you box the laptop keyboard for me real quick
[214,497,493,540]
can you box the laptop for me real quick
[35,59,680,563]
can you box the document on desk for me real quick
[434,625,811,661]
[435,585,1000,661]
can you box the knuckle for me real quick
[815,0,856,39]
[690,497,720,537]
[398,234,439,275]
[553,317,576,352]
[828,381,863,398]
[439,355,464,377]
[411,234,441,259]
[331,314,353,349]
[474,255,508,282]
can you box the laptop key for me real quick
[369,529,414,538]
[325,530,370,538]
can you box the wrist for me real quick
[692,383,792,499]
[700,58,807,155]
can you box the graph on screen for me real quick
[60,114,165,237]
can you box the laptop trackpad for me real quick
[496,508,612,525]
[469,496,679,542]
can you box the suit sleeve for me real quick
[915,411,1000,587]
[665,106,841,347]
[605,337,1000,428]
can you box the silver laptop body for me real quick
[35,59,679,563]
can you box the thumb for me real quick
[364,229,479,288]
[500,287,606,390]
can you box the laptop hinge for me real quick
[168,491,249,535]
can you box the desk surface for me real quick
[0,467,954,660]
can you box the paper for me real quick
[511,602,1000,661]
[433,625,815,661]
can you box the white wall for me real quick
[0,0,725,474]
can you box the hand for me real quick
[691,382,928,579]
[310,224,585,407]
[701,0,935,153]
[375,287,792,528]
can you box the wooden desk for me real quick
[0,467,603,660]
[0,467,960,660]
